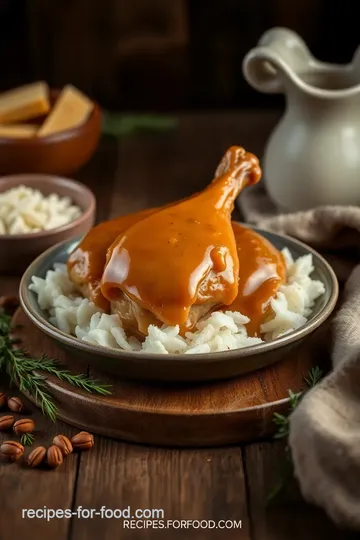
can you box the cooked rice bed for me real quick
[29,248,325,354]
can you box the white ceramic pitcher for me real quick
[243,27,360,211]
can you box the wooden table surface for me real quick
[0,111,357,540]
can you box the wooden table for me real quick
[0,111,356,540]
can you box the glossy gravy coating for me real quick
[68,219,285,336]
[67,146,286,337]
[229,223,285,336]
[67,208,156,310]
[100,147,261,327]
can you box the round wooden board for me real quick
[12,308,327,447]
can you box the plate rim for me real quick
[19,223,339,364]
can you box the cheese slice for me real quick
[0,82,50,124]
[0,124,38,138]
[37,85,94,137]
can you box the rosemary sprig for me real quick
[0,308,111,421]
[273,389,301,440]
[21,433,35,447]
[18,357,111,396]
[273,366,323,440]
[268,366,324,502]
[304,365,323,387]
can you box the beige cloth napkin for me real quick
[239,185,360,530]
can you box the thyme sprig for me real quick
[0,308,111,422]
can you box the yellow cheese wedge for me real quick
[0,124,38,138]
[0,82,50,124]
[37,85,94,137]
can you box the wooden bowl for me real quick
[19,227,339,382]
[0,175,96,274]
[0,90,102,176]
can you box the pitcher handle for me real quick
[242,27,314,93]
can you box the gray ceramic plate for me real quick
[19,226,338,382]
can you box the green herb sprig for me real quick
[102,112,178,138]
[0,308,111,422]
[268,366,323,501]
[21,433,35,447]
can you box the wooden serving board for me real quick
[12,308,329,447]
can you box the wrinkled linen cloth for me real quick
[239,184,360,530]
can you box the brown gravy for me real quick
[67,146,285,337]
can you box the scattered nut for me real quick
[0,295,19,315]
[0,392,6,410]
[27,446,47,468]
[0,440,24,461]
[71,431,94,451]
[53,434,73,456]
[47,445,63,468]
[7,396,25,413]
[13,418,35,436]
[0,415,15,431]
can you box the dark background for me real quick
[0,0,357,110]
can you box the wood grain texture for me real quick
[0,381,79,540]
[0,112,349,539]
[0,273,79,540]
[28,0,189,109]
[0,137,121,540]
[72,443,250,539]
[12,307,321,446]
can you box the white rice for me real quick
[29,248,325,354]
[0,185,82,235]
